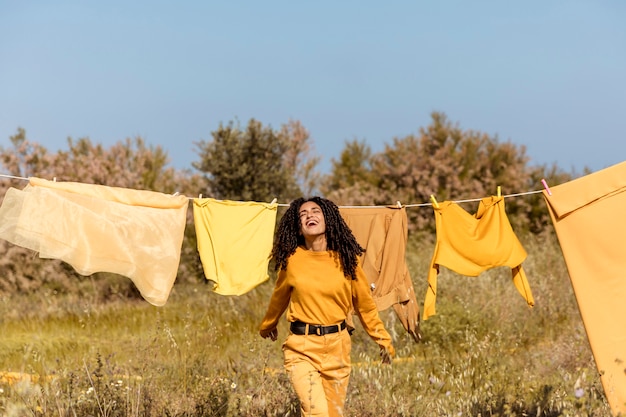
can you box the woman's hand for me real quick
[380,346,393,364]
[260,328,278,341]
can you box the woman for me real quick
[259,196,395,417]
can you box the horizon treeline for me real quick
[0,111,577,297]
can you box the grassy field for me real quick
[0,232,611,416]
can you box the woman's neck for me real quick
[303,235,327,252]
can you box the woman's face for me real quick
[298,201,326,239]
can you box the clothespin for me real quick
[198,194,202,199]
[430,194,439,209]
[173,192,180,196]
[541,179,552,196]
[53,177,57,182]
[270,198,277,204]
[396,201,402,208]
[497,186,501,198]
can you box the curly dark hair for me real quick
[271,196,364,280]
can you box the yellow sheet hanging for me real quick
[543,161,626,416]
[0,177,189,306]
[193,198,277,296]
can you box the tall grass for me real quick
[0,232,611,416]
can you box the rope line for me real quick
[0,173,29,181]
[0,172,545,208]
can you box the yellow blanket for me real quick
[543,161,626,416]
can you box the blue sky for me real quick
[1,1,625,176]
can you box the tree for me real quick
[51,136,183,192]
[193,118,318,202]
[323,112,565,235]
[0,127,55,179]
[322,139,375,192]
[279,119,321,196]
[321,139,382,206]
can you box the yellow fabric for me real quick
[283,330,351,417]
[423,196,534,320]
[339,206,420,342]
[260,246,395,355]
[27,177,188,208]
[543,161,626,416]
[0,178,189,306]
[193,198,277,295]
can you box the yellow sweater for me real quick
[423,196,534,320]
[260,246,395,355]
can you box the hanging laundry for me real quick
[339,206,421,342]
[0,177,189,306]
[193,198,277,296]
[423,196,534,320]
[543,161,626,416]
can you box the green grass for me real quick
[0,233,611,416]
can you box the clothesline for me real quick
[0,173,31,181]
[0,172,544,208]
[341,190,544,209]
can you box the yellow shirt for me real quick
[339,206,420,343]
[260,246,395,354]
[423,196,534,320]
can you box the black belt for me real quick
[290,320,346,336]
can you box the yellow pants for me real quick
[283,330,351,417]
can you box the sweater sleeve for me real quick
[352,266,395,356]
[259,269,292,332]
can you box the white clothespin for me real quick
[199,194,203,199]
[396,201,402,208]
[270,198,277,204]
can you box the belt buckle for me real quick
[314,325,322,336]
